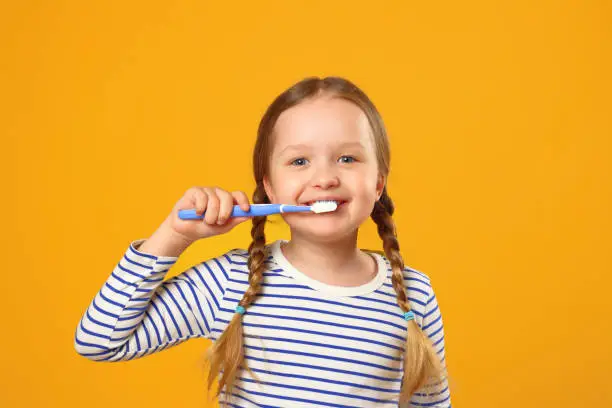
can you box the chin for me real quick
[287,220,359,241]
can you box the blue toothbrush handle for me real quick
[178,204,309,220]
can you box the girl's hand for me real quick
[166,186,251,242]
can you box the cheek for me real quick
[275,177,303,199]
[350,172,379,198]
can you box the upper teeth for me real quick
[310,200,340,204]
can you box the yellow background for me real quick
[2,1,611,407]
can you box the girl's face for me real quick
[263,94,385,242]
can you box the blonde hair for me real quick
[206,76,447,405]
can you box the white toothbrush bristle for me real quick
[310,200,338,213]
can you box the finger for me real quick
[194,188,208,215]
[203,188,219,224]
[232,190,251,212]
[216,189,234,225]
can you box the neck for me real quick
[281,230,376,285]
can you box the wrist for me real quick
[139,219,193,257]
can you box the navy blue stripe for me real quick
[423,313,441,330]
[213,257,230,282]
[404,275,432,288]
[244,334,401,361]
[183,274,217,328]
[117,310,144,321]
[230,268,286,278]
[233,384,372,408]
[134,325,141,350]
[169,279,208,334]
[203,262,224,295]
[354,293,428,317]
[77,348,113,356]
[104,282,130,298]
[238,377,398,404]
[191,266,221,310]
[124,305,147,311]
[161,286,194,336]
[111,271,137,288]
[129,244,156,260]
[155,289,186,338]
[150,300,172,341]
[117,262,146,279]
[244,345,401,372]
[428,324,443,339]
[240,353,402,383]
[375,288,426,306]
[227,278,312,290]
[123,253,153,270]
[410,394,451,407]
[113,321,139,332]
[86,308,114,330]
[74,332,107,350]
[92,297,118,319]
[134,287,153,293]
[382,281,429,297]
[99,290,126,309]
[404,268,430,281]
[79,319,110,340]
[171,279,208,334]
[142,314,152,348]
[414,385,450,397]
[247,366,400,393]
[219,389,280,408]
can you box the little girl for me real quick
[75,76,452,407]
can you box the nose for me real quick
[311,164,340,189]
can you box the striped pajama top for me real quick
[74,238,452,407]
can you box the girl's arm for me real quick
[73,239,229,362]
[408,282,453,408]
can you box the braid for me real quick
[242,185,269,309]
[371,188,445,403]
[372,191,409,311]
[206,184,269,407]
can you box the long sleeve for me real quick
[407,282,453,407]
[74,239,228,362]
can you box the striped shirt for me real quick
[74,238,452,407]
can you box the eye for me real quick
[290,157,308,166]
[339,155,357,164]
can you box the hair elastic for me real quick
[235,305,246,315]
[403,311,415,321]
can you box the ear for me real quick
[263,175,276,203]
[376,173,386,201]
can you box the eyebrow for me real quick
[279,141,365,155]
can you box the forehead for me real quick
[272,95,373,154]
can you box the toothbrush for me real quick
[178,200,338,220]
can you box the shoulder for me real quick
[374,251,433,289]
[375,251,434,303]
[402,265,435,307]
[199,246,279,281]
[187,247,251,284]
